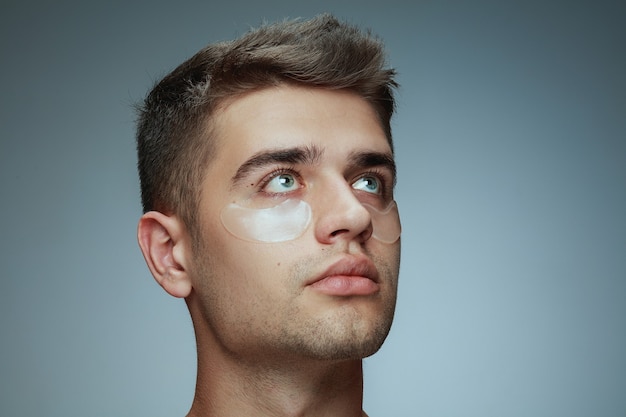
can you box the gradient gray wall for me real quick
[1,1,624,416]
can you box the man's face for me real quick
[188,85,400,363]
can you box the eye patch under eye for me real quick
[220,198,312,243]
[220,198,401,243]
[363,201,401,244]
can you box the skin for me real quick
[138,85,401,417]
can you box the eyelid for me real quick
[352,169,393,198]
[259,167,303,194]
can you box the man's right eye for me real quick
[263,172,301,193]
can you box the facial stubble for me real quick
[190,236,400,365]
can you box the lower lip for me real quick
[309,275,379,296]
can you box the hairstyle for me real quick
[136,14,398,231]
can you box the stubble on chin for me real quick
[277,251,399,361]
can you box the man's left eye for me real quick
[352,176,381,194]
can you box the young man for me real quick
[136,14,401,417]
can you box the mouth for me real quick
[306,256,380,296]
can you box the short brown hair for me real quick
[136,14,398,229]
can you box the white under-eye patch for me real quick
[220,199,312,243]
[220,198,401,244]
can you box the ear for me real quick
[137,211,193,298]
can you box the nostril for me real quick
[360,227,373,242]
[330,229,349,237]
[329,225,373,242]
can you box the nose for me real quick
[313,181,373,245]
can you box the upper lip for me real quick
[306,256,380,286]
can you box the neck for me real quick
[183,285,374,417]
[188,352,365,417]
[185,307,366,417]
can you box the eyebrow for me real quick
[348,150,397,187]
[231,145,324,186]
[231,144,396,187]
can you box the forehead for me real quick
[211,85,391,164]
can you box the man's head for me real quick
[136,14,401,365]
[136,14,397,234]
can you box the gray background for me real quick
[1,1,625,416]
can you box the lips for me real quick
[307,256,380,296]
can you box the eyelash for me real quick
[259,167,302,194]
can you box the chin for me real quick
[310,331,390,361]
[288,311,395,361]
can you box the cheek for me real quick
[370,239,401,293]
[196,219,299,297]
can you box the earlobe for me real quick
[137,212,193,298]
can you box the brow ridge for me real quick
[231,144,324,185]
